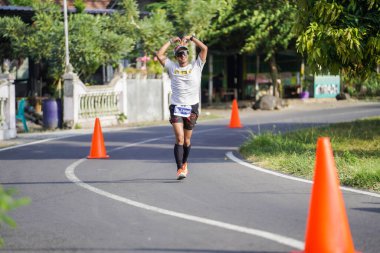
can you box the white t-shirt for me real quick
[164,56,205,105]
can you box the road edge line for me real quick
[226,151,380,198]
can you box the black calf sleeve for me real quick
[174,144,183,170]
[183,145,191,164]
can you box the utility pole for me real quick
[63,0,70,69]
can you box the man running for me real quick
[156,35,208,180]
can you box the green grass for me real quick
[240,117,380,192]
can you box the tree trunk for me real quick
[269,54,280,98]
[255,53,260,101]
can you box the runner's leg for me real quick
[183,129,193,164]
[172,123,184,169]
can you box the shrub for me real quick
[0,185,30,246]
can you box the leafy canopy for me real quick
[206,0,297,59]
[145,0,222,40]
[0,0,138,83]
[138,9,174,56]
[295,0,380,78]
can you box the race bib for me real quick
[174,105,192,117]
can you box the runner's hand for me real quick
[181,35,191,45]
[170,37,181,44]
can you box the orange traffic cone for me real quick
[229,99,242,128]
[87,118,109,159]
[292,137,360,253]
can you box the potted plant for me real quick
[147,58,163,79]
[300,76,311,99]
[125,67,137,79]
[300,87,310,99]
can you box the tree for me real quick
[68,13,135,81]
[0,16,30,60]
[164,0,221,39]
[295,0,380,79]
[7,0,38,6]
[0,0,139,86]
[138,9,174,56]
[206,0,297,97]
[26,2,65,85]
[145,0,222,59]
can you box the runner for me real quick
[156,35,208,180]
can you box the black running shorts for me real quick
[169,103,199,130]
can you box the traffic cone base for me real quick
[291,251,361,253]
[87,154,110,159]
[292,137,360,253]
[87,118,109,159]
[229,99,242,128]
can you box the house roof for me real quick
[55,0,113,10]
[0,0,113,9]
[0,0,116,22]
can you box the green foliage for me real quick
[0,0,139,84]
[147,0,222,38]
[138,9,174,55]
[206,0,297,58]
[111,0,140,39]
[204,0,297,97]
[138,0,221,64]
[68,13,135,81]
[295,0,380,79]
[73,0,86,13]
[0,16,30,59]
[115,0,140,22]
[242,1,296,58]
[343,72,380,97]
[68,14,103,79]
[27,1,64,82]
[7,0,37,6]
[0,185,30,246]
[117,113,127,123]
[147,59,163,75]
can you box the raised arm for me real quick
[183,35,208,62]
[156,37,181,67]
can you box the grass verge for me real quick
[240,117,380,192]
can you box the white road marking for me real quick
[65,134,304,250]
[226,152,380,198]
[0,136,73,152]
[9,119,378,249]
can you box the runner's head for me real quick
[174,45,189,66]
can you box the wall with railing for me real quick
[63,65,128,128]
[63,65,171,129]
[0,74,16,140]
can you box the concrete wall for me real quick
[0,74,16,140]
[127,78,165,122]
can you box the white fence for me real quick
[63,67,128,128]
[0,74,16,140]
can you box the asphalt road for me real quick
[0,101,380,253]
